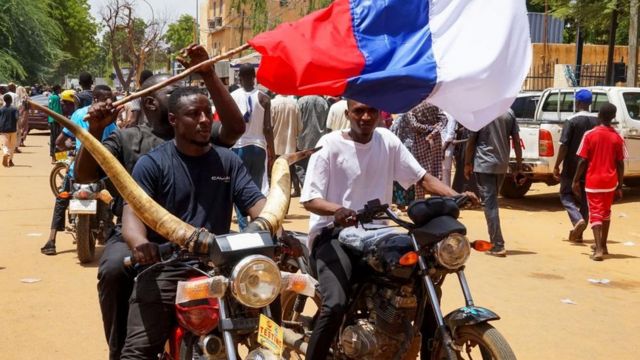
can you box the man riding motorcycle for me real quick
[300,99,478,359]
[75,45,246,360]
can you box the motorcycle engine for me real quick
[340,285,418,360]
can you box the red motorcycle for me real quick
[125,231,316,360]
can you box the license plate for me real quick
[69,199,97,214]
[54,151,68,161]
[257,314,283,356]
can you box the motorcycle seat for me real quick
[408,197,460,227]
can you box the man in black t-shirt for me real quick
[119,87,265,359]
[75,46,246,360]
[553,89,599,243]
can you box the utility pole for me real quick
[605,1,619,86]
[628,0,639,86]
[575,24,584,86]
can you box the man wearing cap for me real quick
[554,89,599,243]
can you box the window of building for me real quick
[280,0,289,6]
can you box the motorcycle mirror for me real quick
[471,240,493,252]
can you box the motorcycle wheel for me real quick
[432,323,516,360]
[76,214,96,263]
[49,162,68,197]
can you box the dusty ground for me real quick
[1,132,639,359]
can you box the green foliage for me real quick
[0,0,63,83]
[48,0,102,83]
[164,14,196,57]
[531,0,630,45]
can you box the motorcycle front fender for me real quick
[444,306,500,331]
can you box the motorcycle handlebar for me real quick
[123,242,178,268]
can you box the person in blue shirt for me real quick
[41,85,117,255]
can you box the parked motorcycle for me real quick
[281,196,516,360]
[124,233,317,360]
[60,180,114,263]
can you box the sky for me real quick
[88,0,199,24]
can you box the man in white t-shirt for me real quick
[300,99,476,360]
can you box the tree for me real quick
[164,14,196,58]
[0,0,62,83]
[48,0,102,83]
[101,0,166,91]
[531,0,630,44]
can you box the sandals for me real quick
[40,241,57,256]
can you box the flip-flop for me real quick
[40,241,57,256]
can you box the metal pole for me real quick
[575,25,584,86]
[605,1,619,86]
[196,0,200,44]
[628,0,639,86]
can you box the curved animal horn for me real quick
[29,101,198,247]
[244,148,320,236]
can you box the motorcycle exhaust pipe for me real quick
[283,327,308,355]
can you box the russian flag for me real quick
[249,0,532,131]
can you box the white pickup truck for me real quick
[502,87,640,198]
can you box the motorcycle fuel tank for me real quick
[373,234,417,280]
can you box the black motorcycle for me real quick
[65,180,114,263]
[281,196,516,360]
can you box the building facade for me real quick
[199,0,310,57]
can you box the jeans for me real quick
[307,234,438,360]
[476,173,506,248]
[97,231,135,360]
[232,145,266,230]
[120,263,200,359]
[559,175,588,226]
[50,174,71,231]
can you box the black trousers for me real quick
[49,122,61,157]
[120,262,200,360]
[50,174,71,231]
[307,237,439,360]
[97,231,135,360]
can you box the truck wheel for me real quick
[500,177,532,198]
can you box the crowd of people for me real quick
[0,43,627,359]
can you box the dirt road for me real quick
[1,132,639,359]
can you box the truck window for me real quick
[591,93,608,113]
[511,95,538,119]
[623,92,640,120]
[542,92,573,112]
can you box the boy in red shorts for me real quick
[573,102,626,261]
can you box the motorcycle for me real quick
[280,196,516,360]
[124,232,317,360]
[50,150,74,197]
[59,179,115,263]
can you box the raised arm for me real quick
[177,44,245,146]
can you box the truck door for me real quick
[618,91,640,176]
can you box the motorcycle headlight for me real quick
[230,255,281,308]
[434,233,470,270]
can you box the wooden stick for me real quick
[112,43,251,107]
